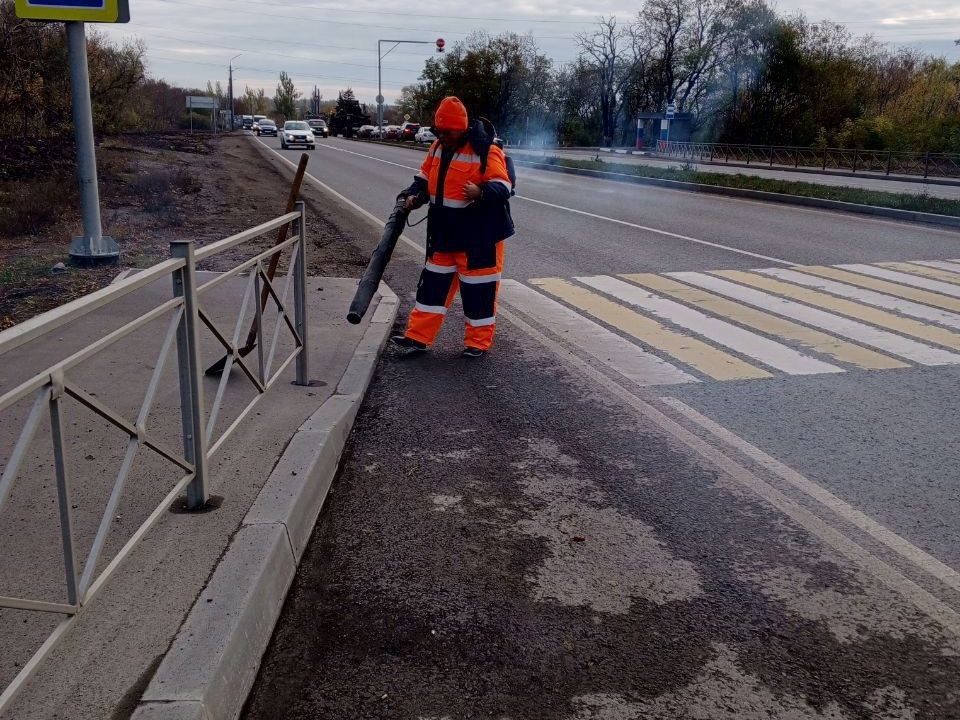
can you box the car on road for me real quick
[241,115,254,129]
[257,118,277,137]
[414,126,436,144]
[307,119,329,138]
[280,121,315,149]
[356,125,376,138]
[399,122,421,141]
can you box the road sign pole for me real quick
[66,21,118,264]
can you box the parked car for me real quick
[280,121,315,149]
[399,122,421,141]
[383,125,401,140]
[414,126,436,145]
[356,125,376,138]
[307,119,329,138]
[241,115,254,129]
[257,118,277,137]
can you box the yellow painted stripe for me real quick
[530,278,771,381]
[714,270,960,352]
[622,274,906,370]
[877,262,960,285]
[798,266,960,313]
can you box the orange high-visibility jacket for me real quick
[405,128,514,269]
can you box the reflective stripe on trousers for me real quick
[404,242,506,351]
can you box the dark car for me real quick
[257,118,277,137]
[383,125,401,140]
[241,115,254,129]
[399,122,420,141]
[307,119,329,138]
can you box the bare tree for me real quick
[576,16,641,146]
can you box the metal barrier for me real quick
[0,201,309,711]
[655,141,960,179]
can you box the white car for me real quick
[415,126,436,144]
[280,121,315,150]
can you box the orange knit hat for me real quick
[434,96,469,131]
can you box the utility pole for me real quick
[378,38,442,133]
[228,53,241,130]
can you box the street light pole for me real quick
[228,53,241,130]
[377,39,434,133]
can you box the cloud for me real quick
[103,0,960,102]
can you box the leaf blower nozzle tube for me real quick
[347,197,411,324]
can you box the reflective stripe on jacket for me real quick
[406,133,515,269]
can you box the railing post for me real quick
[886,151,893,176]
[293,200,310,386]
[170,240,209,510]
[924,151,930,179]
[852,150,859,173]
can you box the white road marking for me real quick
[500,280,697,387]
[839,264,960,298]
[313,139,797,266]
[908,259,960,275]
[758,268,960,331]
[576,275,842,376]
[515,195,794,265]
[670,271,960,365]
[661,397,960,596]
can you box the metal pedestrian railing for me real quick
[0,201,309,712]
[655,140,960,180]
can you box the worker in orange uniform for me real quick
[390,96,515,358]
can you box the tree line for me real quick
[396,0,959,152]
[2,0,957,152]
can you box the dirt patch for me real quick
[0,131,368,330]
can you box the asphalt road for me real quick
[511,147,960,200]
[243,133,960,719]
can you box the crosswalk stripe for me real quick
[577,275,842,375]
[623,273,906,370]
[669,271,960,365]
[530,278,772,381]
[758,268,960,332]
[499,281,697,387]
[798,266,960,313]
[877,261,960,285]
[839,264,960,299]
[910,260,960,275]
[715,270,960,354]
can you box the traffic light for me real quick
[436,38,445,53]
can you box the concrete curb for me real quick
[511,159,960,230]
[131,284,399,720]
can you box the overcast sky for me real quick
[100,0,960,107]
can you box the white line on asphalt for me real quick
[912,259,960,274]
[840,264,960,298]
[661,396,960,596]
[669,271,960,365]
[576,275,842,376]
[500,280,698,387]
[498,303,960,637]
[314,139,797,266]
[758,267,960,331]
[262,134,960,635]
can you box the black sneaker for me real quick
[390,335,427,353]
[461,347,486,358]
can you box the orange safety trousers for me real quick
[404,242,505,351]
